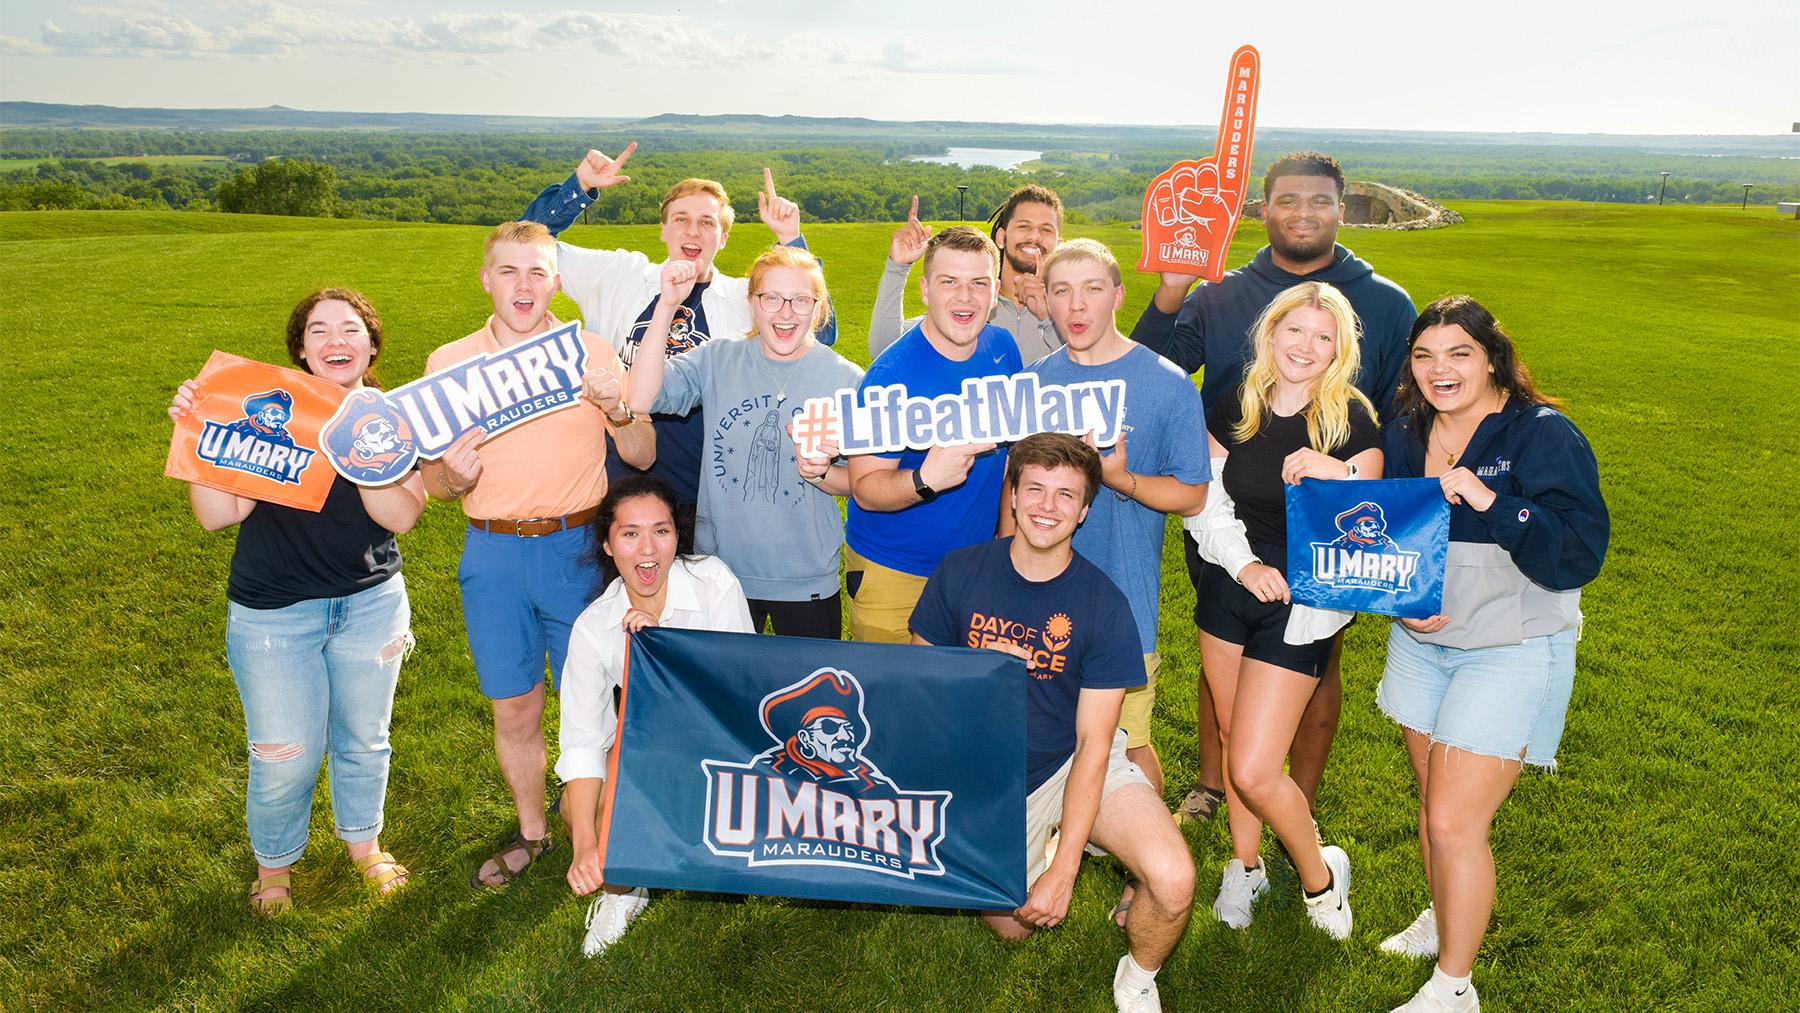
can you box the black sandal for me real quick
[471,831,556,889]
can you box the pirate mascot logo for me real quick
[702,668,952,878]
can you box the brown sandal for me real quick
[248,870,293,917]
[471,831,555,889]
[353,850,410,896]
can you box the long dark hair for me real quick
[586,476,696,596]
[1394,295,1560,440]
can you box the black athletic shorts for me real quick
[1191,548,1337,679]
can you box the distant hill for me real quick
[0,101,635,133]
[4,101,1797,157]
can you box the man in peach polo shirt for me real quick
[422,221,654,889]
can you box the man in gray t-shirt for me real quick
[868,185,1067,363]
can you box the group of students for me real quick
[167,146,1609,1013]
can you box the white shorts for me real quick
[1024,728,1151,885]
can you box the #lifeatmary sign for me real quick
[788,374,1128,459]
[1138,44,1261,280]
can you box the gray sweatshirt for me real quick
[652,337,865,601]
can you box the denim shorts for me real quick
[1377,622,1578,768]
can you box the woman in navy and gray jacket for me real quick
[1373,295,1609,1013]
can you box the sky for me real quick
[1,0,1795,136]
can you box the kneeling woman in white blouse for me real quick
[555,474,753,957]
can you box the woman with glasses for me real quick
[626,245,864,638]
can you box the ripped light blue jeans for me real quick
[225,574,412,867]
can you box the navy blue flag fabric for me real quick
[599,628,1028,910]
[1285,478,1449,619]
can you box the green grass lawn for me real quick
[2,204,1796,1011]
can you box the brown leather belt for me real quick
[468,507,597,537]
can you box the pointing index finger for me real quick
[908,194,920,223]
[763,167,778,201]
[614,141,637,171]
[1211,45,1260,208]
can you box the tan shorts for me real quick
[1024,728,1151,884]
[1117,653,1161,749]
[845,546,929,645]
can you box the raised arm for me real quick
[521,144,637,237]
[624,260,699,418]
[869,197,931,359]
[759,168,838,346]
[1130,277,1207,373]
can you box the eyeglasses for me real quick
[755,292,818,315]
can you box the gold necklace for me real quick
[752,342,807,401]
[1430,426,1461,467]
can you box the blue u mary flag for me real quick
[598,628,1027,910]
[1285,478,1449,619]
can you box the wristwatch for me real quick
[608,404,637,427]
[911,468,937,503]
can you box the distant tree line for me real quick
[2,129,1793,222]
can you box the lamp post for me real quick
[1658,172,1670,205]
[956,185,969,221]
[1741,183,1753,209]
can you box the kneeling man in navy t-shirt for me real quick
[910,432,1196,1013]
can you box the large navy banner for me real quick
[599,628,1027,910]
[1285,478,1449,619]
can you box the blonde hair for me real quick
[745,245,831,336]
[660,178,734,235]
[1039,237,1122,286]
[484,220,557,266]
[1232,281,1376,451]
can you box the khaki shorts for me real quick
[1117,653,1160,749]
[1025,728,1151,884]
[845,546,929,645]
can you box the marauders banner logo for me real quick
[702,669,952,879]
[598,629,1027,910]
[165,351,347,512]
[1285,478,1449,619]
[319,321,590,485]
[1138,45,1261,280]
[789,375,1126,459]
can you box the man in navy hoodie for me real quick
[1133,151,1417,829]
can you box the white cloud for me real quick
[0,32,55,55]
[15,3,1029,76]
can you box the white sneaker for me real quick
[1391,978,1479,1012]
[1303,844,1352,940]
[581,886,649,957]
[1210,858,1269,929]
[1380,906,1439,958]
[1112,955,1162,1013]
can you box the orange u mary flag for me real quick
[165,351,348,512]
